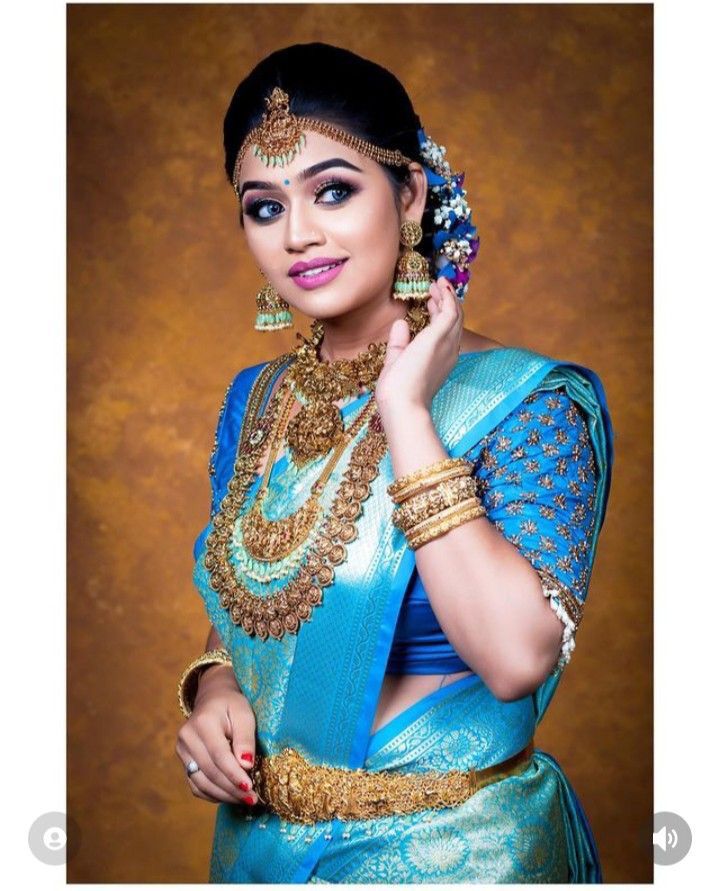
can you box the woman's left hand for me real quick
[374,276,464,415]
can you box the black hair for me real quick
[223,42,436,261]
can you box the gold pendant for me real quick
[241,492,322,562]
[285,399,345,467]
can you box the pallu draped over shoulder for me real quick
[192,346,614,884]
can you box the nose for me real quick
[283,201,324,253]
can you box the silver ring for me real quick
[186,759,200,777]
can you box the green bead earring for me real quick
[255,275,293,331]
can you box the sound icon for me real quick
[653,825,678,851]
[653,812,691,865]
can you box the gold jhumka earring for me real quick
[255,275,293,331]
[392,220,432,302]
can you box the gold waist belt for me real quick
[247,739,535,824]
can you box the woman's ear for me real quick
[400,162,428,223]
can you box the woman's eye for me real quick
[246,199,283,221]
[244,180,356,222]
[315,181,356,204]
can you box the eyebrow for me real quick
[239,158,363,199]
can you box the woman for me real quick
[175,43,613,884]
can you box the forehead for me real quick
[237,130,373,184]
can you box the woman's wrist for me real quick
[379,401,448,481]
[196,662,241,698]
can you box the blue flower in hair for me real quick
[417,128,480,300]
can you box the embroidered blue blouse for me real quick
[385,384,598,674]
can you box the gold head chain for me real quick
[231,87,414,191]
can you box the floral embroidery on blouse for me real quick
[462,385,599,674]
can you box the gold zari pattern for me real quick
[247,741,535,824]
[537,569,584,629]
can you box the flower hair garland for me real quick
[417,128,480,302]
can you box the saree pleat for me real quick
[193,347,613,883]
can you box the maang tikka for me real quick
[232,87,415,182]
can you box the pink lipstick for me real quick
[289,257,348,290]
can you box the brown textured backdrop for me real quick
[68,3,652,883]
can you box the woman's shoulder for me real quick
[456,330,605,392]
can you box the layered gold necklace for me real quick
[203,306,429,640]
[203,370,387,640]
[240,378,375,562]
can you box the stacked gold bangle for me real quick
[177,647,233,719]
[388,457,486,550]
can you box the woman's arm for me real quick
[381,404,565,702]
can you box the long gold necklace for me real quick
[241,378,374,563]
[203,358,389,640]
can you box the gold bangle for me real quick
[407,495,484,537]
[390,465,474,505]
[406,499,486,550]
[387,457,473,503]
[177,647,233,719]
[392,476,478,532]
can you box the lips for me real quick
[288,257,347,278]
[289,257,348,290]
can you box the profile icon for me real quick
[28,812,81,865]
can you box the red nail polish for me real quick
[240,751,254,762]
[242,795,254,805]
[239,781,250,791]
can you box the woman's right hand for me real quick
[175,664,260,805]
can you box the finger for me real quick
[176,738,225,802]
[441,278,464,328]
[436,278,460,328]
[439,277,459,309]
[188,770,255,805]
[383,318,410,370]
[178,736,256,804]
[178,724,247,801]
[207,740,256,794]
[226,703,258,776]
[427,282,441,317]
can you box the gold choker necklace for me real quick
[284,305,429,467]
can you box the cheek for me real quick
[335,194,400,262]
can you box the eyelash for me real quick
[244,179,357,222]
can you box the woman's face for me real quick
[236,130,427,321]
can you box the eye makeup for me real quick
[242,178,358,223]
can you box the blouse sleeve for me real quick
[192,371,248,563]
[462,385,599,675]
[207,379,234,518]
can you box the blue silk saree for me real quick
[192,346,614,883]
